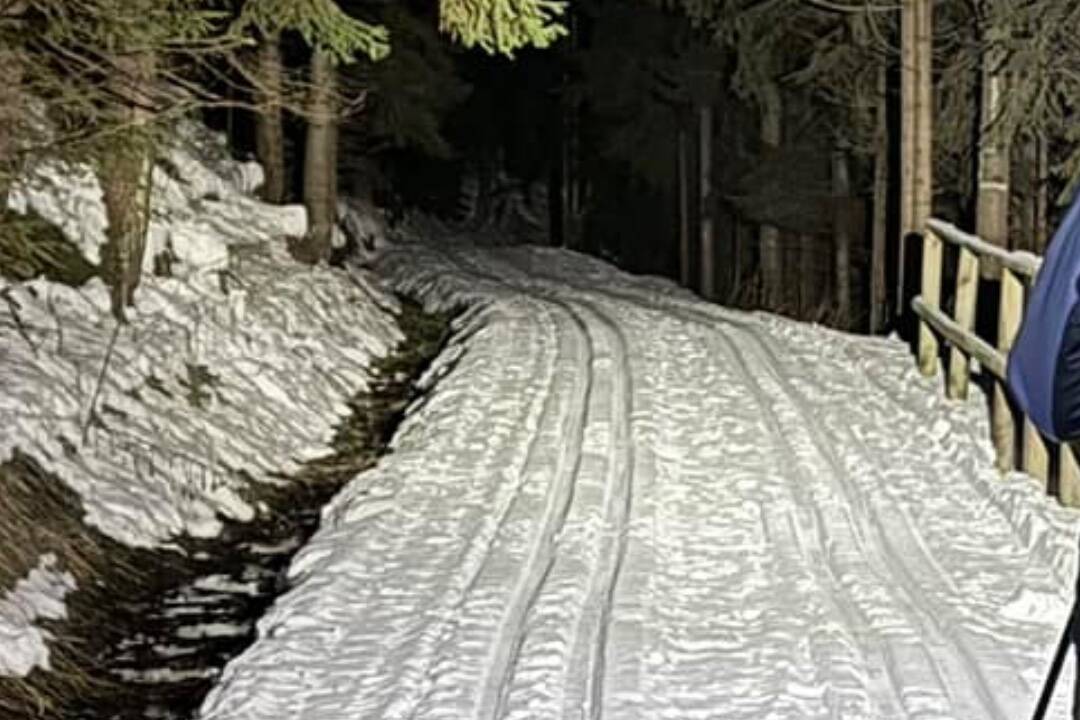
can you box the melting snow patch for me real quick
[2,122,404,547]
[0,554,76,677]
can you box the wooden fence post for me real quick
[992,268,1023,471]
[946,246,979,399]
[1022,419,1050,487]
[1061,444,1080,508]
[917,228,943,376]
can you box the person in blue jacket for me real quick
[1010,191,1080,443]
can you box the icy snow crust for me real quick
[0,554,76,677]
[200,234,1080,719]
[1,127,403,548]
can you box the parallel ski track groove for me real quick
[442,248,636,720]
[494,257,1009,718]
[561,298,635,720]
[373,246,566,720]
[471,299,593,720]
[377,293,561,720]
[418,246,1012,719]
[556,277,1006,719]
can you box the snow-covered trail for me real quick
[201,241,1080,720]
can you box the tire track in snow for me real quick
[511,267,1005,718]
[392,298,563,719]
[360,295,561,720]
[558,299,635,720]
[738,324,1031,713]
[471,301,594,720]
[715,320,1008,719]
[610,286,1005,717]
[702,325,911,718]
[438,249,638,720]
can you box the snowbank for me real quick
[8,122,306,277]
[0,555,76,678]
[1,123,404,550]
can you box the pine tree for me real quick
[440,0,566,56]
[254,30,287,204]
[19,0,243,317]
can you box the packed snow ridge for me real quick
[201,226,1080,720]
[0,124,402,675]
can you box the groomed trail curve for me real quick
[200,237,1080,720]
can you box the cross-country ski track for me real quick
[200,239,1080,720]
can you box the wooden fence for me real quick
[911,219,1080,506]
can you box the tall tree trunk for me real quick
[1035,133,1049,254]
[699,104,715,299]
[871,65,889,333]
[678,126,691,287]
[976,32,1010,277]
[1016,133,1049,255]
[730,207,743,302]
[255,31,287,204]
[100,51,156,319]
[898,0,917,316]
[0,1,27,211]
[913,0,936,374]
[302,48,338,264]
[832,147,852,327]
[555,100,583,249]
[913,0,933,238]
[798,233,817,316]
[759,82,783,309]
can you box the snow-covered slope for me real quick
[201,233,1080,720]
[0,126,402,677]
[3,125,403,547]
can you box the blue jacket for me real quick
[1008,192,1080,442]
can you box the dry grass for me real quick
[0,452,151,718]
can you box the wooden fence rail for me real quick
[911,219,1080,507]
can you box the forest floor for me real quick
[199,231,1080,720]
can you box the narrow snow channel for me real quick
[63,301,449,720]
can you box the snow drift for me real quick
[0,123,403,676]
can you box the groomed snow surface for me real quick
[0,127,401,676]
[200,231,1080,720]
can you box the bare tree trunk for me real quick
[678,126,691,287]
[255,31,287,204]
[912,0,938,377]
[564,11,582,250]
[100,51,156,319]
[799,234,817,316]
[301,48,337,264]
[730,207,743,301]
[0,1,27,211]
[913,0,933,239]
[976,33,1010,276]
[699,104,715,299]
[871,65,889,333]
[898,0,916,316]
[832,147,852,327]
[568,108,581,248]
[0,65,20,213]
[759,82,783,309]
[1035,133,1048,254]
